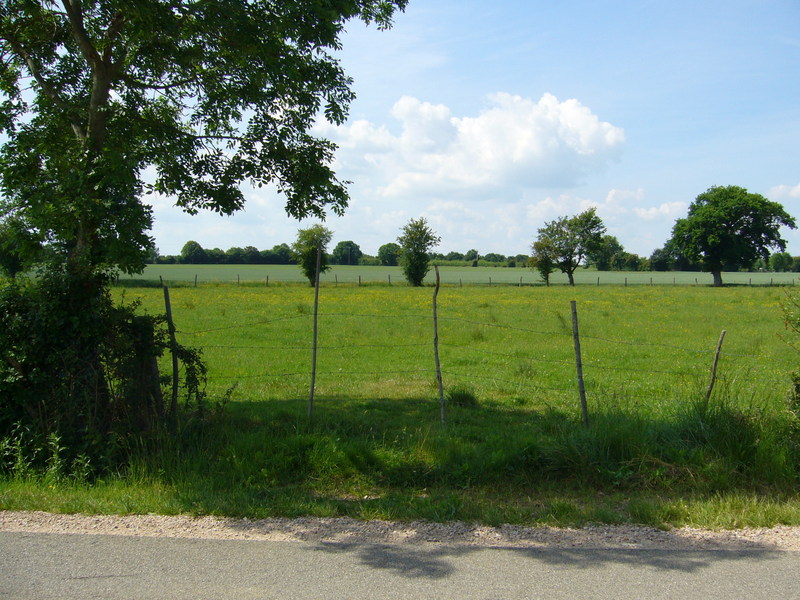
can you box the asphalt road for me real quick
[2,531,799,599]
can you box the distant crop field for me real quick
[125,264,799,287]
[118,283,796,419]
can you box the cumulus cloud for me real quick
[770,184,800,199]
[317,93,625,199]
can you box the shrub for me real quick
[0,269,206,476]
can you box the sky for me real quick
[147,0,800,259]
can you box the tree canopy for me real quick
[531,208,606,285]
[331,240,363,265]
[378,242,400,266]
[669,185,796,286]
[0,0,407,276]
[292,224,333,285]
[398,218,440,286]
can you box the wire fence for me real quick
[161,279,797,426]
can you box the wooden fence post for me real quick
[308,245,322,419]
[704,330,727,408]
[194,274,197,288]
[162,286,179,429]
[433,266,445,425]
[570,300,589,428]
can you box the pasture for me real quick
[127,263,799,287]
[4,280,800,528]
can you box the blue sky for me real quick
[148,0,800,258]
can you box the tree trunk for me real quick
[712,271,723,287]
[567,271,575,286]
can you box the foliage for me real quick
[669,186,796,286]
[0,0,407,276]
[378,242,401,266]
[0,218,41,278]
[532,208,606,285]
[397,217,441,286]
[0,271,202,475]
[587,235,624,271]
[529,238,557,285]
[649,247,673,271]
[0,1,406,465]
[586,235,647,271]
[770,252,794,272]
[292,224,333,285]
[330,240,363,265]
[180,241,207,265]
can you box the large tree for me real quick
[398,217,440,286]
[532,208,606,286]
[0,0,406,278]
[0,0,406,463]
[669,186,796,286]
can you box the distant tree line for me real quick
[143,186,798,289]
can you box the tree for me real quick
[770,252,794,272]
[292,224,333,285]
[180,241,207,264]
[331,240,363,265]
[378,242,401,266]
[587,235,624,271]
[397,218,440,286]
[532,208,606,285]
[649,247,673,272]
[529,238,557,286]
[225,247,245,264]
[1,1,407,278]
[464,249,479,261]
[669,186,796,286]
[0,1,406,466]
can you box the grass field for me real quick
[125,263,799,287]
[3,282,800,528]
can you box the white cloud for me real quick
[318,92,625,200]
[633,202,687,220]
[770,184,800,199]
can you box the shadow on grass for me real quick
[124,392,800,528]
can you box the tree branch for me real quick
[61,0,102,67]
[1,31,86,139]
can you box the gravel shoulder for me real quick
[3,510,800,551]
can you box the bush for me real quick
[0,269,206,476]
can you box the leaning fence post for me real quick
[163,286,180,429]
[433,266,445,425]
[570,300,589,428]
[704,330,727,408]
[308,245,322,419]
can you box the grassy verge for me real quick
[3,284,799,529]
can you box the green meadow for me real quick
[4,280,800,529]
[127,263,799,287]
